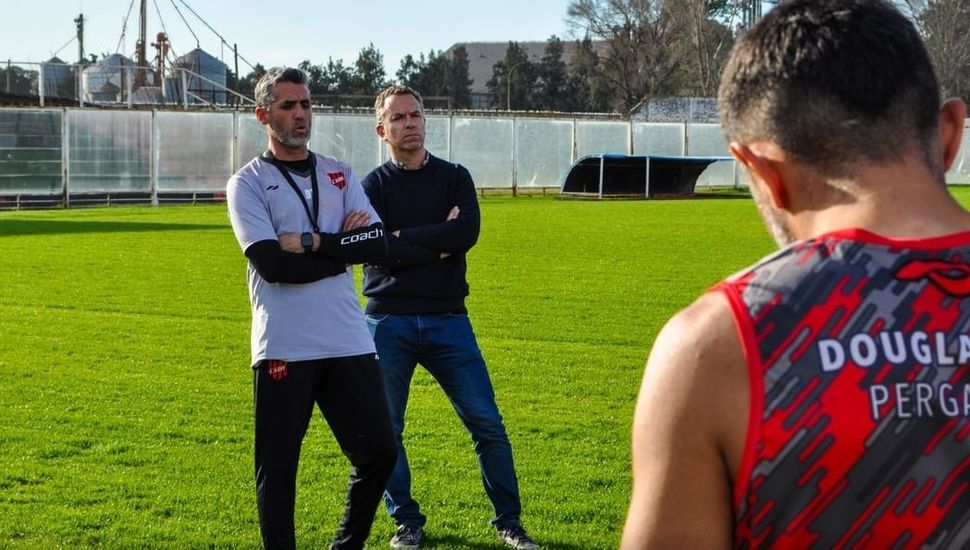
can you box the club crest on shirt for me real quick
[268,360,288,381]
[327,171,347,190]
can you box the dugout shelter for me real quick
[559,154,731,199]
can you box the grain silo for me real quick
[41,57,75,100]
[81,54,135,103]
[169,48,227,105]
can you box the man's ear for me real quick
[730,141,790,209]
[375,123,386,140]
[939,98,966,173]
[255,106,269,125]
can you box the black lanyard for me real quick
[264,151,320,232]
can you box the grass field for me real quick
[8,187,950,548]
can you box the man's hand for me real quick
[278,210,370,254]
[343,211,371,232]
[439,206,459,258]
[278,232,309,254]
[390,206,459,257]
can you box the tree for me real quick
[396,47,472,109]
[536,36,571,111]
[350,43,388,95]
[486,42,537,110]
[320,58,354,94]
[417,51,451,97]
[397,46,472,107]
[447,46,473,108]
[567,0,686,112]
[396,54,422,88]
[298,60,327,94]
[568,35,611,112]
[0,66,37,97]
[397,51,444,94]
[666,0,735,97]
[237,64,266,98]
[567,0,738,110]
[900,0,970,106]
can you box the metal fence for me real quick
[3,105,970,209]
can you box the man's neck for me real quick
[389,148,427,170]
[268,141,309,162]
[794,160,970,240]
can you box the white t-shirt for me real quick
[227,152,379,365]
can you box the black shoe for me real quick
[390,524,423,549]
[497,524,539,549]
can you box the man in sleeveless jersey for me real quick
[226,67,397,550]
[621,1,970,548]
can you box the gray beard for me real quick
[269,122,309,149]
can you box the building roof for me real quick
[443,40,608,94]
[175,47,227,70]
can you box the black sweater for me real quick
[361,154,480,314]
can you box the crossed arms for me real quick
[365,168,480,270]
[246,211,387,284]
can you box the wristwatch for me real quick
[300,232,313,254]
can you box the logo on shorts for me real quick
[268,360,288,381]
[327,171,347,190]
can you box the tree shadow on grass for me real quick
[423,533,592,549]
[0,218,228,237]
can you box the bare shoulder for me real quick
[621,291,748,549]
[639,291,747,463]
[645,291,745,400]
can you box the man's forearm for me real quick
[316,222,388,264]
[245,240,347,284]
[397,216,479,253]
[382,235,446,268]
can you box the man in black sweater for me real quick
[361,85,538,550]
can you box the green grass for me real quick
[12,186,964,548]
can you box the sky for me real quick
[3,0,578,75]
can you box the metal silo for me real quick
[171,48,227,105]
[41,57,75,99]
[81,54,135,103]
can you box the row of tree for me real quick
[234,44,474,109]
[228,0,751,113]
[232,0,970,114]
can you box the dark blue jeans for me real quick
[366,313,522,529]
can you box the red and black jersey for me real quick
[716,228,970,549]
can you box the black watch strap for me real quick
[301,232,314,254]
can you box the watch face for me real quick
[301,232,313,248]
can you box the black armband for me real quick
[317,222,388,264]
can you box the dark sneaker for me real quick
[390,524,423,549]
[497,524,539,549]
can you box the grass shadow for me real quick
[424,533,593,549]
[0,219,228,236]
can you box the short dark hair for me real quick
[374,85,424,123]
[254,67,309,110]
[718,0,941,174]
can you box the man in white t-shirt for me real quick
[226,66,397,550]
